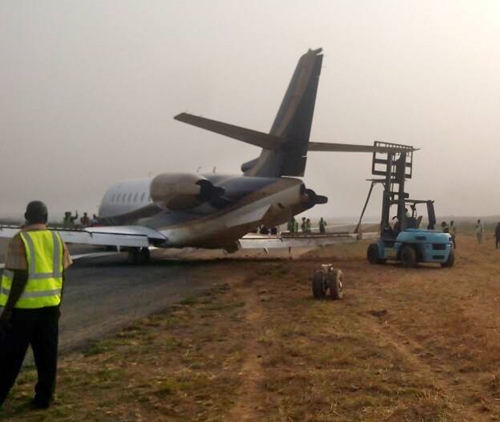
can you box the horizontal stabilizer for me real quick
[308,142,417,153]
[175,113,285,150]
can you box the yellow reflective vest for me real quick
[0,230,64,309]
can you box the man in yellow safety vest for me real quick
[0,201,72,409]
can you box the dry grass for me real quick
[2,233,500,421]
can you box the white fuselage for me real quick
[97,175,309,248]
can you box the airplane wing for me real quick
[308,142,418,153]
[0,225,167,248]
[239,233,356,249]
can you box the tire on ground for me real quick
[127,248,139,265]
[441,249,455,268]
[400,245,417,268]
[367,243,386,265]
[312,270,326,299]
[328,269,344,300]
[138,247,151,265]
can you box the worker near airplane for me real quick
[301,217,307,233]
[0,201,72,409]
[449,220,457,249]
[476,219,484,244]
[62,211,78,229]
[319,217,327,234]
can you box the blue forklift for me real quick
[359,142,454,268]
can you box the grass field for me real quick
[2,232,500,421]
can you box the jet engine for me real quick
[150,173,225,211]
[303,188,328,209]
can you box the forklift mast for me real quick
[355,141,437,234]
[371,141,414,234]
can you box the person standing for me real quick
[0,201,72,409]
[89,214,100,227]
[79,212,90,227]
[476,219,484,244]
[301,217,306,233]
[495,222,500,249]
[319,217,327,234]
[449,220,457,249]
[62,211,78,229]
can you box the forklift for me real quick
[358,142,454,268]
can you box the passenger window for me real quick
[141,193,145,202]
[133,193,138,202]
[111,194,116,203]
[127,193,132,202]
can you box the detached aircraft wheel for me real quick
[400,246,417,268]
[328,269,344,300]
[312,270,327,299]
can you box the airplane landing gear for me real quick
[127,247,151,265]
[312,264,344,300]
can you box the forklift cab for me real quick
[381,200,435,241]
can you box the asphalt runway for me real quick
[0,235,319,355]
[0,239,224,353]
[59,254,223,352]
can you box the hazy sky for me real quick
[1,1,500,221]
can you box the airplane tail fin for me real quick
[175,49,323,178]
[261,48,323,177]
[175,49,417,178]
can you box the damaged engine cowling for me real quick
[304,188,328,208]
[299,184,328,210]
[150,173,225,211]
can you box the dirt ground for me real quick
[2,233,500,421]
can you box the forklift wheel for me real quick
[328,269,344,300]
[367,243,386,265]
[312,270,327,299]
[400,245,417,268]
[441,249,455,268]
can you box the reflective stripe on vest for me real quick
[0,231,64,309]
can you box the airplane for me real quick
[0,48,412,263]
